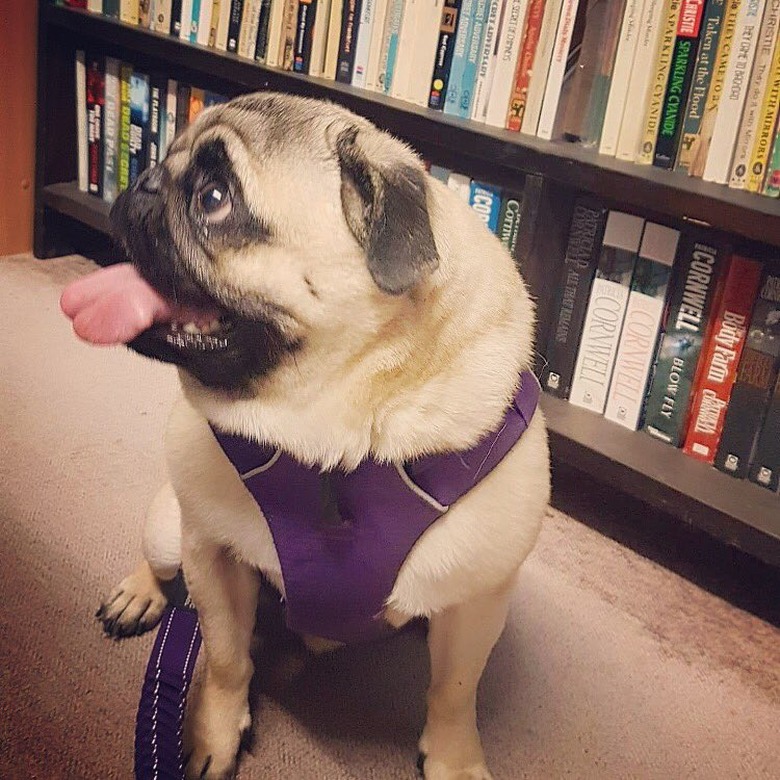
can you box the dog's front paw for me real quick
[419,753,494,780]
[184,690,251,780]
[418,724,494,780]
[96,561,168,638]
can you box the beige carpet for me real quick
[1,253,778,780]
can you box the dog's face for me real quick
[110,92,440,392]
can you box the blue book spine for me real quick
[469,181,502,233]
[128,72,150,186]
[442,0,475,115]
[383,0,406,94]
[457,0,489,118]
[190,0,202,41]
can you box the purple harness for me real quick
[135,371,540,778]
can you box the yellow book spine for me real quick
[747,37,780,191]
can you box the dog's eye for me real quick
[197,182,232,223]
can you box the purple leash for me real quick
[135,604,202,780]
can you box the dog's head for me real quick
[109,92,440,392]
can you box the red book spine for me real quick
[683,255,765,463]
[506,0,547,132]
[86,55,105,197]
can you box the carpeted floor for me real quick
[1,253,778,780]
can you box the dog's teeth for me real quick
[170,322,180,332]
[183,322,200,334]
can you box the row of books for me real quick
[60,0,780,200]
[542,199,780,491]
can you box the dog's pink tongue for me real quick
[60,263,175,345]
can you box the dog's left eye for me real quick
[197,182,232,223]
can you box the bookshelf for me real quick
[35,3,780,567]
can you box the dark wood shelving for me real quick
[42,181,111,233]
[44,4,780,247]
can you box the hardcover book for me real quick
[642,231,728,446]
[748,370,780,490]
[540,200,609,398]
[604,222,680,430]
[715,267,780,477]
[128,71,150,186]
[469,181,503,233]
[683,254,764,462]
[429,0,465,108]
[569,211,645,413]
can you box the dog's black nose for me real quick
[138,165,163,194]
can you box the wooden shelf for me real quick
[542,395,780,566]
[44,4,780,247]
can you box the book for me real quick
[408,0,447,105]
[352,0,378,86]
[728,0,780,188]
[521,0,564,134]
[514,172,544,270]
[428,0,464,108]
[615,0,669,159]
[599,0,648,155]
[188,86,206,123]
[337,0,364,82]
[322,0,346,76]
[255,0,274,61]
[178,0,194,37]
[604,223,680,430]
[471,0,504,119]
[703,0,767,183]
[762,121,780,194]
[121,0,141,24]
[195,0,215,44]
[748,370,780,490]
[469,181,503,232]
[307,0,332,72]
[88,0,102,11]
[215,0,233,47]
[104,0,121,16]
[140,0,153,27]
[118,63,132,193]
[86,54,105,198]
[536,0,582,140]
[653,0,707,168]
[636,0,683,164]
[683,254,764,462]
[747,30,780,191]
[175,83,191,133]
[429,164,452,181]
[154,0,174,30]
[687,0,742,176]
[503,0,544,131]
[226,0,245,51]
[128,72,150,186]
[239,0,263,57]
[642,231,728,447]
[160,78,178,160]
[170,0,185,33]
[674,0,727,172]
[541,200,609,398]
[363,0,390,86]
[292,0,317,70]
[569,211,645,414]
[208,0,224,44]
[75,50,88,194]
[147,74,166,169]
[497,189,525,258]
[447,171,473,200]
[715,266,780,478]
[102,57,121,203]
[442,0,481,116]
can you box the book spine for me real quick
[747,29,780,190]
[283,0,302,68]
[615,0,668,159]
[390,0,421,100]
[153,0,173,29]
[226,0,245,51]
[175,83,191,134]
[322,0,345,76]
[118,64,132,193]
[196,0,215,44]
[442,0,477,112]
[177,0,193,36]
[364,0,390,86]
[337,0,364,81]
[715,267,780,477]
[688,0,742,175]
[410,0,447,105]
[429,164,453,181]
[255,0,273,60]
[121,0,140,24]
[703,0,767,183]
[160,78,177,160]
[447,171,473,201]
[497,189,525,258]
[762,119,780,192]
[637,0,683,163]
[128,72,150,187]
[104,0,121,16]
[748,367,780,489]
[521,0,564,134]
[147,75,165,170]
[215,0,233,47]
[294,0,318,71]
[515,172,543,268]
[88,0,102,11]
[505,0,544,131]
[170,0,184,33]
[352,0,377,85]
[208,0,223,43]
[484,0,531,126]
[75,51,88,194]
[188,86,205,124]
[379,0,405,90]
[140,0,153,27]
[471,0,504,119]
[683,254,764,462]
[187,0,201,41]
[266,0,287,63]
[541,200,609,399]
[238,0,259,56]
[653,0,707,168]
[729,0,780,188]
[429,0,464,107]
[605,223,681,430]
[569,212,646,414]
[536,0,581,140]
[86,54,104,198]
[468,181,503,233]
[102,58,120,203]
[675,0,727,171]
[599,0,648,156]
[455,0,492,117]
[642,233,727,446]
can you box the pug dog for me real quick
[60,92,550,779]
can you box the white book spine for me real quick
[537,0,580,139]
[703,0,767,183]
[197,0,215,45]
[365,0,391,89]
[569,212,646,414]
[599,0,648,155]
[154,0,174,32]
[102,57,120,203]
[322,0,345,77]
[76,51,88,194]
[408,0,445,105]
[521,0,565,134]
[238,0,260,56]
[615,0,667,160]
[121,0,140,24]
[309,0,334,75]
[471,0,505,120]
[162,79,178,159]
[266,0,288,65]
[604,224,680,430]
[88,0,103,12]
[215,0,233,48]
[179,0,194,38]
[391,0,421,99]
[353,0,379,87]
[376,0,404,91]
[485,0,531,127]
[447,172,473,201]
[729,0,780,188]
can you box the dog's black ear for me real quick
[336,126,440,295]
